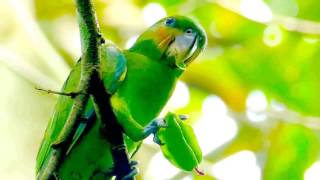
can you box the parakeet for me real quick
[36,15,206,179]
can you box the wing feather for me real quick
[36,42,127,174]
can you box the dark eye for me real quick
[186,28,193,34]
[165,18,175,26]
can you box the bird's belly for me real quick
[58,120,113,179]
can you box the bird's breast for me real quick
[117,60,179,126]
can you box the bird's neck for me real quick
[128,40,163,61]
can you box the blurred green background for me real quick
[1,0,320,179]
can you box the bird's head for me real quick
[129,16,207,70]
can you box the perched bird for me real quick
[36,15,206,179]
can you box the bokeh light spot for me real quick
[166,81,190,109]
[246,90,268,112]
[246,90,268,122]
[143,3,167,26]
[146,152,180,180]
[211,150,261,180]
[305,161,320,180]
[195,95,237,155]
[263,25,283,47]
[125,35,139,49]
[240,0,273,23]
[202,95,227,116]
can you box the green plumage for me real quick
[36,16,206,179]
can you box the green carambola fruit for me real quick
[157,112,202,171]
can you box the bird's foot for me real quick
[143,118,168,145]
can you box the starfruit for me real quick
[156,112,202,171]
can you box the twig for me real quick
[35,87,81,98]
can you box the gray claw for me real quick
[157,118,168,128]
[153,135,165,145]
[143,118,167,136]
[143,118,168,146]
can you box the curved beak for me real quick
[184,34,206,66]
[166,32,206,70]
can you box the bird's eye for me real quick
[165,18,175,26]
[186,28,193,34]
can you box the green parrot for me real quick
[36,15,206,179]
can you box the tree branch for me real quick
[37,0,134,179]
[76,0,100,53]
[90,72,134,180]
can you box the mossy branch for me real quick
[37,0,133,179]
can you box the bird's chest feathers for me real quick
[119,59,179,125]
